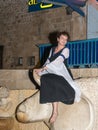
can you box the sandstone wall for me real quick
[0,68,98,90]
[0,70,35,90]
[0,0,87,69]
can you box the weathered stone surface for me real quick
[0,117,14,130]
[0,76,98,130]
[0,69,98,90]
[71,68,98,79]
[16,76,98,130]
[0,68,97,130]
[0,89,49,130]
[0,86,9,98]
[0,70,35,90]
[0,90,36,117]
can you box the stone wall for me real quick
[0,0,87,69]
[0,68,98,90]
[71,68,98,79]
[0,70,35,90]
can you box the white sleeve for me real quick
[46,48,69,72]
[60,48,69,59]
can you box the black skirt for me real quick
[40,73,75,105]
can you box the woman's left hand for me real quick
[34,68,42,74]
[34,66,47,74]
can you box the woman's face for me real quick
[57,34,68,46]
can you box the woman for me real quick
[34,31,81,123]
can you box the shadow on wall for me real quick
[48,31,59,45]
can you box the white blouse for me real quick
[38,47,81,103]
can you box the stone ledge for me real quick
[0,69,98,90]
[71,68,98,79]
[0,70,35,90]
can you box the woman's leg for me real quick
[49,102,58,123]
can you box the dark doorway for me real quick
[0,46,4,69]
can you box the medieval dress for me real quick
[38,46,81,105]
